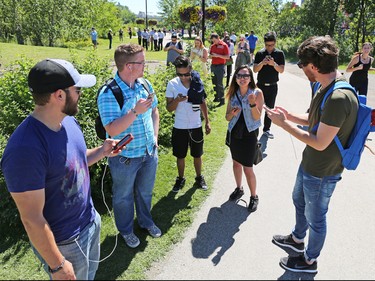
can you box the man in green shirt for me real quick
[264,36,358,274]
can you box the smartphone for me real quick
[147,92,154,99]
[112,133,134,153]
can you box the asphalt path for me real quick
[145,65,375,280]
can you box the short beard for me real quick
[62,92,78,116]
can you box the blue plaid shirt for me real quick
[97,73,158,157]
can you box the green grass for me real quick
[0,41,229,280]
[0,37,168,69]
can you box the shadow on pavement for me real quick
[191,200,250,265]
[278,270,316,280]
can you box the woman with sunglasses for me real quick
[225,65,264,212]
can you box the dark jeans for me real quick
[142,38,148,50]
[257,83,278,132]
[226,64,232,87]
[138,36,142,45]
[211,64,226,101]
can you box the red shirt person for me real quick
[209,33,229,106]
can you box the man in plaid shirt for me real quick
[97,43,161,249]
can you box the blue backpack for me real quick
[312,81,375,170]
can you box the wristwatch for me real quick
[130,108,138,117]
[48,257,65,274]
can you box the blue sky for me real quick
[118,0,302,16]
[118,0,161,16]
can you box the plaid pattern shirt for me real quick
[97,72,158,158]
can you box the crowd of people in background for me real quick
[2,22,374,280]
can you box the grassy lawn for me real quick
[0,41,229,280]
[0,37,168,69]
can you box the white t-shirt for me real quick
[166,77,202,129]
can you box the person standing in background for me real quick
[223,35,235,88]
[164,34,184,66]
[253,31,285,139]
[137,28,142,45]
[91,27,98,49]
[128,27,132,39]
[246,31,258,65]
[346,42,374,96]
[157,29,164,51]
[190,36,208,76]
[209,33,230,106]
[107,29,113,49]
[119,28,124,42]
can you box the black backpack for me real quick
[95,78,151,140]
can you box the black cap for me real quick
[28,59,96,94]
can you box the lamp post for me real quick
[145,0,148,29]
[201,0,205,43]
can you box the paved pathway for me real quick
[146,67,375,280]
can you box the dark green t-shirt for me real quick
[301,78,358,177]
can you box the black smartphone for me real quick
[112,133,134,153]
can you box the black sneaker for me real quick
[272,234,305,253]
[279,255,318,274]
[172,176,186,192]
[195,175,208,190]
[248,195,259,212]
[229,187,244,201]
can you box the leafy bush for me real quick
[0,51,216,231]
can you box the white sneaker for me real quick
[264,130,274,139]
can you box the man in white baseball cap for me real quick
[1,59,119,280]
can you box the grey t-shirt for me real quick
[166,41,183,64]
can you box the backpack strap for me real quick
[106,79,124,109]
[137,77,151,94]
[312,81,357,151]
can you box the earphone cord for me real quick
[75,157,119,263]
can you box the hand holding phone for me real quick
[112,133,134,153]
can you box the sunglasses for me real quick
[265,43,275,47]
[176,72,191,77]
[236,73,251,79]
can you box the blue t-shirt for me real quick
[1,116,95,243]
[91,30,97,40]
[247,34,258,49]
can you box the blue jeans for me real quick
[291,165,341,262]
[108,147,158,235]
[33,210,101,280]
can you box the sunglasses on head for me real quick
[176,72,191,77]
[236,73,251,79]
